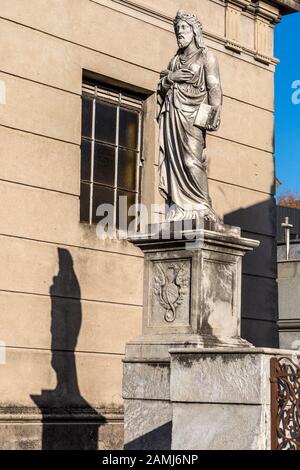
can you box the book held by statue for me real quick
[194,102,218,129]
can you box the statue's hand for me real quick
[168,69,194,83]
[207,106,221,131]
[160,69,170,79]
[207,121,220,131]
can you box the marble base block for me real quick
[170,347,298,450]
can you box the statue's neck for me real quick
[180,40,198,58]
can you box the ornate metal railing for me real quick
[271,356,300,450]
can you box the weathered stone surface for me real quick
[124,399,172,450]
[170,348,299,406]
[129,224,258,345]
[170,352,267,405]
[168,347,299,450]
[123,362,170,400]
[172,403,269,450]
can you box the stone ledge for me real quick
[129,222,259,253]
[169,348,300,405]
[124,335,253,361]
[169,347,300,355]
[0,406,124,423]
[278,319,300,330]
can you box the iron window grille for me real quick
[80,82,144,229]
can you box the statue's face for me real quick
[175,20,194,49]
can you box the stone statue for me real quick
[157,10,223,222]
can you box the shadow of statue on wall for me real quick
[31,248,104,450]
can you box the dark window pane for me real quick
[119,109,139,150]
[81,96,93,138]
[81,139,92,182]
[95,101,117,144]
[80,182,91,222]
[116,190,136,230]
[94,143,115,187]
[92,184,115,223]
[117,149,137,191]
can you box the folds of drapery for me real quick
[157,50,220,221]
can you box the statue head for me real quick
[173,10,205,50]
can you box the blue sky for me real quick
[275,12,300,196]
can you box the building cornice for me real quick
[262,0,300,14]
[90,0,283,67]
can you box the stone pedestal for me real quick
[126,222,259,359]
[123,222,260,449]
[170,348,298,450]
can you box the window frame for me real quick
[80,81,144,229]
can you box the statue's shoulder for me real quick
[192,48,213,64]
[202,48,218,68]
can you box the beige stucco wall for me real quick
[0,0,296,449]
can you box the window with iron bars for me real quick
[80,82,144,228]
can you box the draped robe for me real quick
[157,47,222,221]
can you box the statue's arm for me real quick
[157,67,172,121]
[204,50,223,130]
[158,55,179,99]
[158,67,174,97]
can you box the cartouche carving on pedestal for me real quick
[153,262,189,323]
